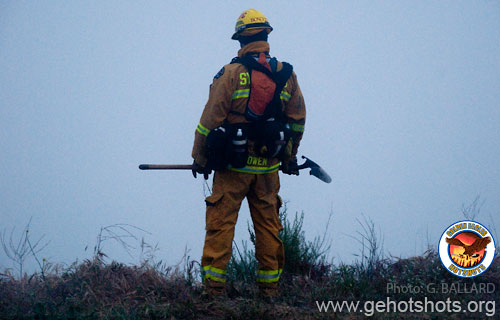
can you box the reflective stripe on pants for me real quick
[202,265,227,283]
[257,268,283,283]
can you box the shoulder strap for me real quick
[265,61,293,120]
[241,55,275,79]
[269,57,278,73]
[274,62,293,92]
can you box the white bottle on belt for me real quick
[231,128,248,168]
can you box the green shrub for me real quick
[227,206,331,283]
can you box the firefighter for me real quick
[191,8,306,298]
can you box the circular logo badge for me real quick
[439,220,496,278]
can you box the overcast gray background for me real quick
[1,1,499,273]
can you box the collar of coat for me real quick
[237,41,270,58]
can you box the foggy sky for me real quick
[1,1,499,273]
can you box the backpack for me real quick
[231,52,293,122]
[230,52,294,159]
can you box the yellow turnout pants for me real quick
[201,169,284,288]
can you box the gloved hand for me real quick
[192,160,212,180]
[281,157,299,176]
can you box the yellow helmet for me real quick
[231,9,273,40]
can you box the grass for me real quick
[1,209,499,319]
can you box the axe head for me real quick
[287,156,332,183]
[301,156,332,184]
